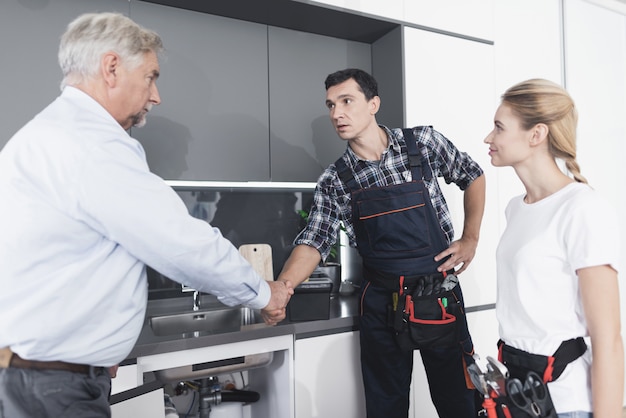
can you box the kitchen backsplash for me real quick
[148,186,315,299]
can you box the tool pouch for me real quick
[390,274,460,351]
[485,372,558,418]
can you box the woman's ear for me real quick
[530,123,549,146]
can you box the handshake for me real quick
[261,280,294,325]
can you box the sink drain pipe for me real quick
[199,387,260,418]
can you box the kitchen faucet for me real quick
[192,290,201,311]
[182,284,201,311]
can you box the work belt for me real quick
[497,337,588,383]
[364,265,452,291]
[0,347,104,376]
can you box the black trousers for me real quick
[359,281,477,418]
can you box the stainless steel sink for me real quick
[149,306,263,337]
[154,350,274,382]
[149,306,274,382]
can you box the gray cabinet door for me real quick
[130,2,270,181]
[268,27,371,182]
[0,0,129,150]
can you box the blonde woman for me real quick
[484,79,623,418]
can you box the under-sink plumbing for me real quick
[177,376,260,418]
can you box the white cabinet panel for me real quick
[111,389,165,418]
[563,0,626,201]
[308,0,494,40]
[306,0,404,21]
[404,0,494,41]
[563,0,626,403]
[295,332,366,418]
[403,27,497,308]
[493,0,562,92]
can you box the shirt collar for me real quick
[345,124,398,163]
[61,86,124,131]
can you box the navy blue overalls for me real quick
[335,129,476,418]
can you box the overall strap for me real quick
[336,127,433,191]
[402,127,433,181]
[334,155,360,193]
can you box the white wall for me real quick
[562,0,626,402]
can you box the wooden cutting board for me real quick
[239,243,273,282]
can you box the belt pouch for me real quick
[488,372,558,418]
[498,337,587,383]
[500,344,551,382]
[393,282,459,351]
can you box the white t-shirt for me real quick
[496,182,620,413]
[0,87,270,366]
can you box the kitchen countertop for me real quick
[125,293,360,362]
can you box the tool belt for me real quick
[498,337,587,383]
[485,371,559,418]
[382,271,461,351]
[468,356,558,418]
[0,346,103,375]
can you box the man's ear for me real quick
[101,52,120,87]
[369,96,381,115]
[530,123,549,146]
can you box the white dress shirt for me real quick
[0,87,270,366]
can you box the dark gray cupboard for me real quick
[0,0,402,182]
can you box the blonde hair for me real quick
[58,12,163,90]
[502,79,587,184]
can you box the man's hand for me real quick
[434,236,478,275]
[435,174,484,275]
[108,364,119,378]
[261,280,294,325]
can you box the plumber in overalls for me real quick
[271,68,486,418]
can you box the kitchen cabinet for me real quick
[1,0,401,182]
[0,0,129,150]
[131,1,384,182]
[306,0,494,41]
[130,2,271,181]
[130,1,382,182]
[111,335,294,418]
[111,387,165,418]
[403,25,497,309]
[111,364,166,418]
[267,27,371,182]
[294,331,366,418]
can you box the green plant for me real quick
[297,209,344,262]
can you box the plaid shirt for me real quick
[295,125,484,261]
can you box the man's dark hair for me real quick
[324,68,378,101]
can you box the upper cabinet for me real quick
[130,0,400,181]
[308,0,495,41]
[267,27,371,182]
[403,26,496,308]
[130,2,271,181]
[0,0,130,151]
